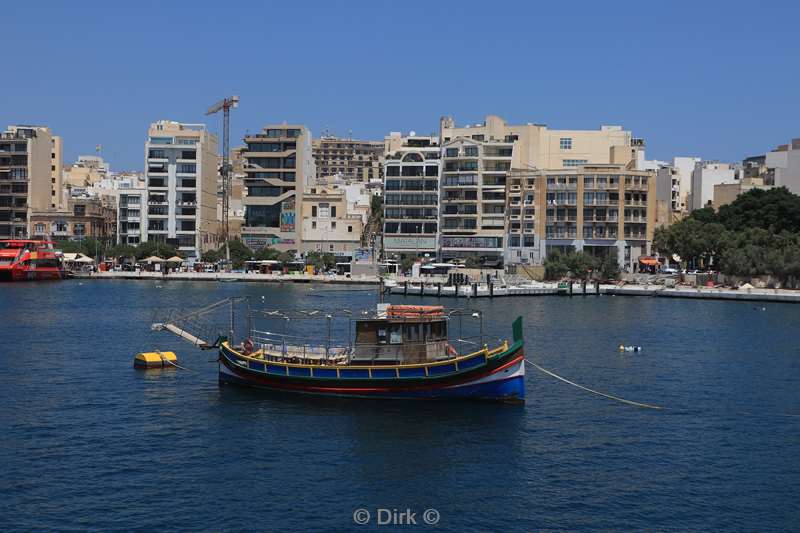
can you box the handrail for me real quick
[221,340,512,370]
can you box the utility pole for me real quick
[206,96,239,266]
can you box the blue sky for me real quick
[3,1,798,170]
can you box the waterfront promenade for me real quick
[78,271,800,303]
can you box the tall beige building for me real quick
[313,136,383,183]
[241,124,315,251]
[50,135,63,209]
[144,120,219,257]
[300,183,367,257]
[505,164,656,270]
[0,125,60,238]
[439,115,643,263]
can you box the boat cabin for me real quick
[352,305,449,364]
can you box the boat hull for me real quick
[0,267,65,282]
[218,342,525,402]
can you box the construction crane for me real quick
[206,95,239,263]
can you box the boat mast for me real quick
[229,298,235,345]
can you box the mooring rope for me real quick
[157,351,193,372]
[525,359,664,410]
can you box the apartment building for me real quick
[116,174,147,245]
[382,132,440,259]
[766,138,800,195]
[63,155,109,187]
[439,115,643,263]
[690,161,735,211]
[144,120,219,257]
[713,178,772,208]
[505,164,656,269]
[241,124,315,251]
[30,195,116,243]
[0,125,60,238]
[300,183,368,258]
[313,136,383,183]
[51,135,63,209]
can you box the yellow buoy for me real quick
[134,351,178,369]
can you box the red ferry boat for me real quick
[0,240,66,281]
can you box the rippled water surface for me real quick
[1,280,799,531]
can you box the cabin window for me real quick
[404,323,421,342]
[377,328,387,345]
[389,325,403,344]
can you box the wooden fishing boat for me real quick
[153,301,525,402]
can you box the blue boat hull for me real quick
[218,342,526,403]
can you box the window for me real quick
[564,159,587,167]
[347,225,352,233]
[389,325,402,344]
[312,205,317,217]
[331,222,336,229]
[245,204,281,228]
[464,146,478,157]
[331,206,336,217]
[445,148,458,157]
[73,205,85,216]
[560,138,572,150]
[247,186,283,197]
[312,221,316,229]
[177,163,196,174]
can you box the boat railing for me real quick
[246,328,504,364]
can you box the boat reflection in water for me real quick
[153,301,525,402]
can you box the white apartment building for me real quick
[672,156,701,212]
[690,161,735,211]
[382,132,440,259]
[766,138,800,195]
[112,174,147,245]
[144,120,219,257]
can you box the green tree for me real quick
[401,256,416,273]
[135,240,177,260]
[254,247,280,261]
[277,250,296,263]
[371,195,383,216]
[464,255,482,269]
[543,250,599,280]
[716,187,800,233]
[598,256,620,281]
[106,244,137,261]
[305,251,324,270]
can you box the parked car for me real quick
[661,266,679,275]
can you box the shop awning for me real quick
[638,257,659,266]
